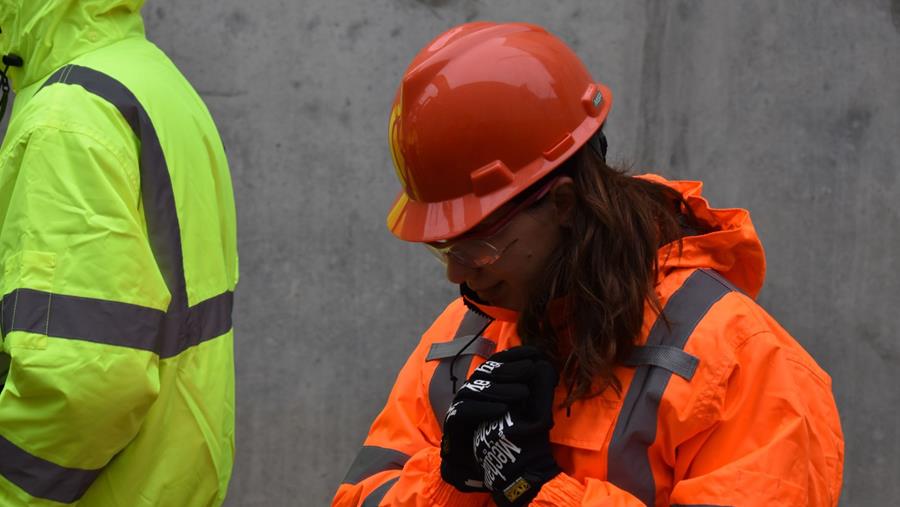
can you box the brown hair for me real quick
[518,146,698,408]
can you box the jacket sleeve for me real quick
[0,124,166,505]
[527,328,844,507]
[332,303,492,507]
[663,329,845,507]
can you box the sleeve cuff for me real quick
[424,451,491,506]
[530,472,585,506]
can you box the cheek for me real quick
[529,228,562,261]
[513,236,561,282]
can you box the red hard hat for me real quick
[386,21,613,242]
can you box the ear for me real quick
[549,176,576,227]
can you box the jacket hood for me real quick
[0,0,144,90]
[646,174,766,298]
[462,174,767,320]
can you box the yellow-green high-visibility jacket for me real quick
[0,1,238,505]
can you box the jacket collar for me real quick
[1,0,145,91]
[460,283,519,323]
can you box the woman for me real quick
[334,22,843,507]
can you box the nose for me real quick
[445,256,477,285]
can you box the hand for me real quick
[439,346,548,492]
[472,355,560,506]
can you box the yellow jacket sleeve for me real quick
[0,118,166,504]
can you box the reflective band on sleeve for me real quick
[361,477,399,507]
[607,269,733,507]
[0,434,102,504]
[0,288,233,358]
[428,310,493,430]
[426,336,496,361]
[2,288,162,349]
[622,345,700,381]
[341,446,410,485]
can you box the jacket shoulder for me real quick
[5,81,136,152]
[71,39,223,138]
[689,287,830,385]
[665,280,836,430]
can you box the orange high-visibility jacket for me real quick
[333,176,844,507]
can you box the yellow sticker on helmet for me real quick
[388,102,412,193]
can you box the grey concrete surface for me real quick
[2,0,898,505]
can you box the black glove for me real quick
[439,346,547,492]
[472,355,561,506]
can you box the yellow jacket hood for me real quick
[0,0,144,90]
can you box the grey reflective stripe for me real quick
[0,288,233,358]
[0,353,9,388]
[0,434,101,504]
[455,309,495,338]
[701,268,744,296]
[2,288,162,349]
[426,336,497,361]
[341,446,410,485]
[169,289,233,358]
[622,345,700,381]
[361,477,399,507]
[428,310,493,430]
[607,269,733,507]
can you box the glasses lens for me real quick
[425,240,500,268]
[425,244,449,265]
[455,240,501,267]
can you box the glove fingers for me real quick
[445,398,510,427]
[454,380,530,404]
[468,358,536,383]
[484,345,548,363]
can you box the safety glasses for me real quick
[425,177,557,268]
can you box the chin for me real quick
[491,296,522,312]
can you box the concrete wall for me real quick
[3,1,898,505]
